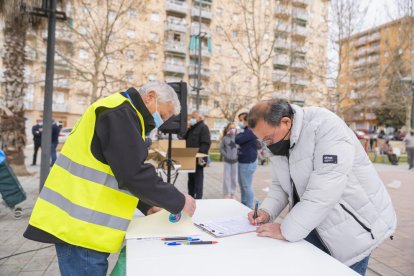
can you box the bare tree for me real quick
[329,0,368,116]
[55,0,148,104]
[208,71,255,122]
[218,0,280,102]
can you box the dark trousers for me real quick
[387,153,398,165]
[51,142,58,166]
[188,165,204,199]
[32,141,41,165]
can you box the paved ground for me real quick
[0,147,413,275]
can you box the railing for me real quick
[293,25,307,37]
[292,8,308,21]
[189,48,211,57]
[273,55,290,66]
[165,0,189,14]
[164,22,188,33]
[272,70,290,83]
[275,22,291,33]
[274,4,291,15]
[191,7,212,20]
[163,63,186,74]
[189,66,211,77]
[164,42,187,54]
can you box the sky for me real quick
[361,0,399,32]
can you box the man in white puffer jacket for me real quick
[247,99,397,276]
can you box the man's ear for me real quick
[281,117,292,128]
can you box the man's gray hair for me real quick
[138,81,181,115]
[192,110,205,120]
[248,99,294,128]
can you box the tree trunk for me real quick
[0,18,29,175]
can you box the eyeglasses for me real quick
[259,129,277,146]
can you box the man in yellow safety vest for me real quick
[24,81,196,275]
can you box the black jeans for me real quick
[32,141,41,165]
[188,165,204,199]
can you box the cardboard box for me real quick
[147,140,207,171]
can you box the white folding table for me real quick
[126,199,359,276]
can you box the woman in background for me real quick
[219,123,238,199]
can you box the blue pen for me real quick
[165,242,182,246]
[253,200,259,220]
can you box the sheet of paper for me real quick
[194,216,257,237]
[125,209,202,239]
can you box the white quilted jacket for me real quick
[260,105,397,266]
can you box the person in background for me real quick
[0,149,26,219]
[403,129,414,170]
[50,120,61,166]
[184,111,211,199]
[220,123,238,199]
[235,112,258,209]
[31,119,42,166]
[380,140,398,165]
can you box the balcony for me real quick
[164,41,187,55]
[274,4,291,16]
[291,58,306,69]
[55,78,70,89]
[25,48,37,61]
[272,90,290,99]
[24,101,34,110]
[163,63,186,74]
[292,0,310,5]
[191,6,212,21]
[164,22,188,33]
[369,32,381,42]
[275,38,289,49]
[191,23,210,36]
[189,48,211,58]
[292,8,308,21]
[165,0,189,15]
[272,70,290,83]
[188,89,211,98]
[291,75,308,86]
[273,54,290,66]
[355,36,368,46]
[189,66,211,78]
[274,22,291,33]
[292,25,307,37]
[42,29,72,42]
[188,105,210,115]
[37,102,69,112]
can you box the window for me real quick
[148,74,157,82]
[214,63,222,70]
[214,100,220,108]
[108,10,116,21]
[232,31,238,38]
[149,32,159,42]
[216,44,221,54]
[214,81,220,91]
[126,50,135,61]
[127,29,135,38]
[216,8,222,17]
[128,9,137,18]
[81,5,90,13]
[79,26,87,35]
[232,49,238,57]
[79,49,89,59]
[232,13,239,21]
[216,26,223,34]
[264,32,269,40]
[150,12,160,21]
[148,52,157,61]
[230,83,236,92]
[106,54,114,63]
[126,71,134,82]
[53,91,65,104]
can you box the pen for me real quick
[253,200,259,220]
[161,237,199,241]
[183,241,218,245]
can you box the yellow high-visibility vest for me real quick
[29,92,145,253]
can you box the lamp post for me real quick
[30,0,67,191]
[401,77,414,129]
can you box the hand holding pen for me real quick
[248,201,270,225]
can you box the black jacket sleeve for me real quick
[95,106,185,214]
[198,125,211,154]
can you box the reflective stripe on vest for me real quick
[40,186,130,231]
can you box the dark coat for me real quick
[184,120,211,154]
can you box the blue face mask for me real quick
[190,118,197,126]
[238,122,245,129]
[152,98,164,128]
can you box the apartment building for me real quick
[0,0,330,140]
[337,16,414,130]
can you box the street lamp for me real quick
[401,77,414,129]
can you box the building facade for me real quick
[337,16,414,130]
[0,0,330,141]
